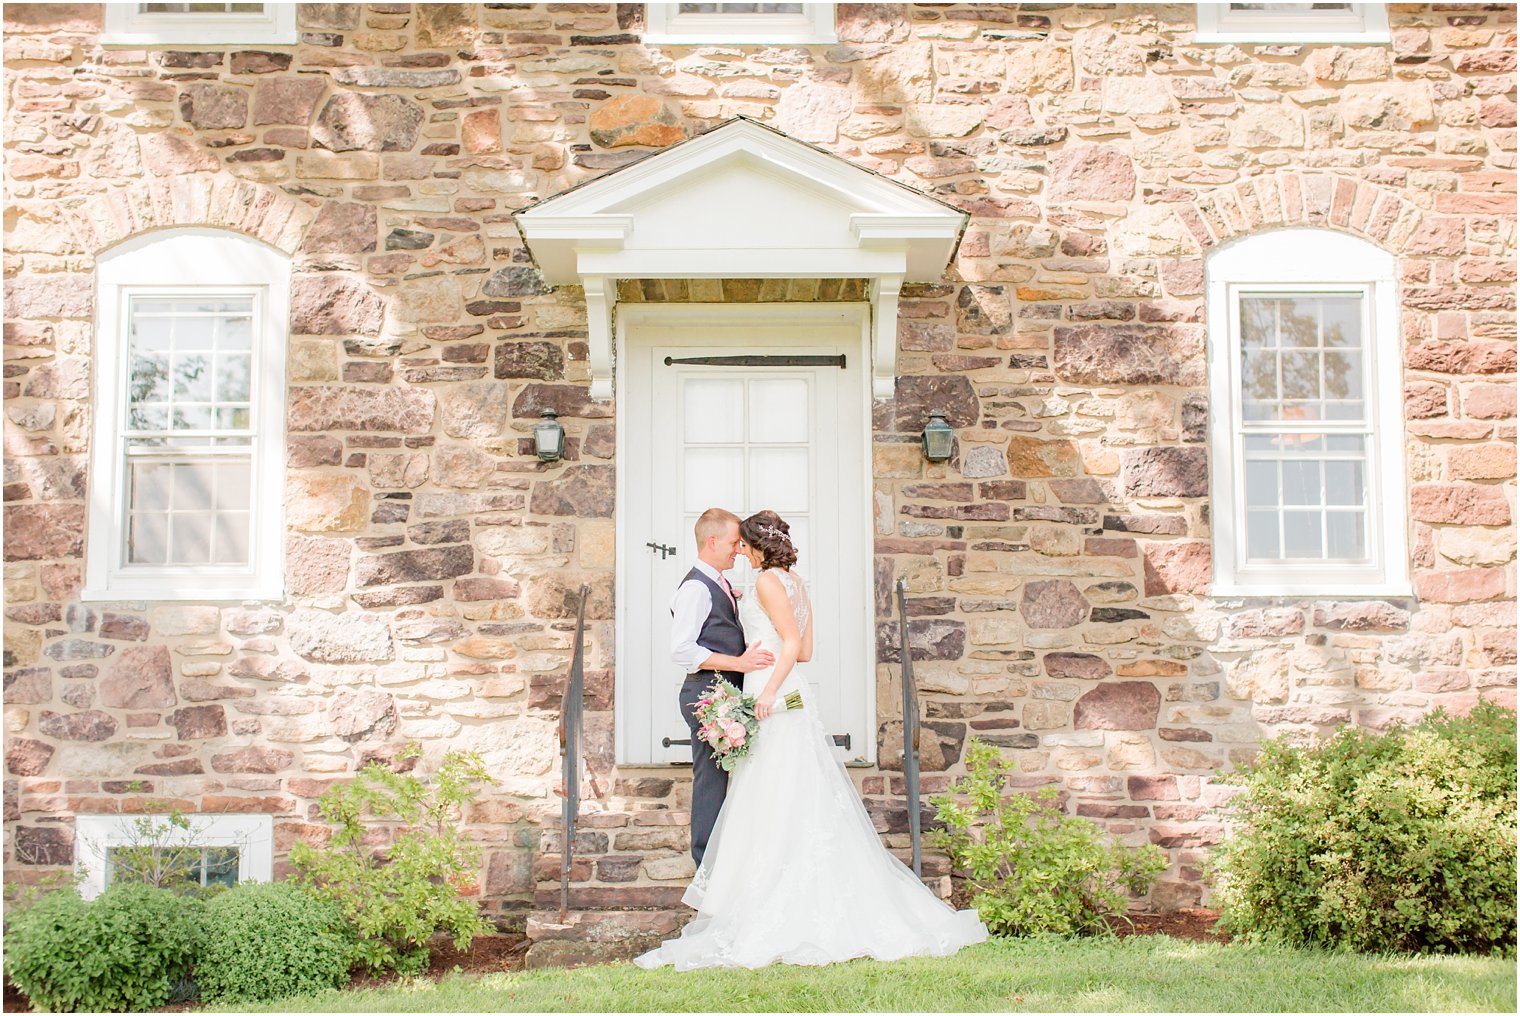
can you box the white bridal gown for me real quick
[635,568,987,970]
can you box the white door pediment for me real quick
[515,117,966,400]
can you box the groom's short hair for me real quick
[694,507,740,548]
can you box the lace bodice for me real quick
[740,568,809,647]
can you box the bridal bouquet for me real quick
[694,677,804,772]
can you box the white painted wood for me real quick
[103,3,297,46]
[84,229,288,602]
[644,4,837,45]
[1206,228,1409,596]
[516,117,965,404]
[75,813,273,900]
[617,304,873,766]
[1194,2,1390,43]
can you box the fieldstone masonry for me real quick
[2,2,1515,934]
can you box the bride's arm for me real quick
[796,580,814,663]
[753,571,801,718]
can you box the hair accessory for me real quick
[758,524,788,542]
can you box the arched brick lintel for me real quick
[62,174,317,258]
[1173,171,1461,259]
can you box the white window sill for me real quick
[642,33,837,45]
[1193,32,1391,44]
[1210,583,1414,599]
[80,585,284,604]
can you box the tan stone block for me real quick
[147,605,221,637]
[289,338,338,382]
[644,855,697,881]
[874,444,922,478]
[579,523,615,570]
[1107,734,1155,770]
[285,474,369,533]
[1008,43,1072,93]
[969,616,1020,646]
[1022,701,1069,730]
[1226,649,1290,704]
[295,152,379,180]
[1437,527,1517,567]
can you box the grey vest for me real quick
[678,567,746,681]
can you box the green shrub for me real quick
[3,882,202,1012]
[291,743,496,975]
[930,738,1168,937]
[1209,700,1517,954]
[194,881,352,1003]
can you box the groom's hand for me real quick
[737,641,774,672]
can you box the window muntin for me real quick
[86,230,287,601]
[125,295,258,568]
[644,2,836,44]
[1206,229,1407,596]
[103,2,296,45]
[104,845,241,893]
[1194,2,1390,43]
[1236,290,1374,568]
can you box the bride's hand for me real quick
[755,692,776,720]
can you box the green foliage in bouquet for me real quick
[3,883,202,1013]
[930,739,1167,937]
[291,743,497,975]
[1209,700,1517,955]
[194,881,352,1003]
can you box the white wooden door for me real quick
[618,306,871,766]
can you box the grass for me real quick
[217,936,1518,1013]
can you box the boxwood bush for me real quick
[4,882,202,1012]
[1210,700,1517,954]
[194,881,352,1003]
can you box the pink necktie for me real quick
[718,575,736,608]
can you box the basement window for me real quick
[643,3,837,45]
[75,814,273,901]
[103,3,298,46]
[1194,3,1391,43]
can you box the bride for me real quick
[635,510,987,969]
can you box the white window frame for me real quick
[1194,2,1391,43]
[644,3,837,45]
[84,229,288,602]
[102,3,297,46]
[74,813,273,901]
[1206,228,1409,597]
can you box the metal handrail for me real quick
[895,577,923,877]
[557,582,589,923]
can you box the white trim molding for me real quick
[643,3,837,45]
[103,3,298,46]
[1194,2,1391,44]
[515,116,966,402]
[74,813,274,900]
[84,228,289,603]
[1206,228,1410,597]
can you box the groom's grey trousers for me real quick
[680,673,734,865]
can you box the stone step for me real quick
[524,908,692,968]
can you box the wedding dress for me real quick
[635,568,987,970]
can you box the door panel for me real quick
[619,309,869,766]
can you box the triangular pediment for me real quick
[516,117,966,284]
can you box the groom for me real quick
[670,507,774,865]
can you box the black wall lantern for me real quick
[534,408,565,462]
[920,409,955,462]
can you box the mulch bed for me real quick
[2,913,1228,1011]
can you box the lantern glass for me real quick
[921,411,954,462]
[534,410,565,462]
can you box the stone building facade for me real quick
[3,2,1515,946]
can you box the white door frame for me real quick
[614,302,876,767]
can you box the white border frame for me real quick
[644,3,837,45]
[1206,228,1410,597]
[84,228,289,602]
[1194,2,1391,44]
[615,302,876,767]
[103,2,298,46]
[74,813,274,901]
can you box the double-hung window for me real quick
[1194,3,1391,44]
[643,4,837,45]
[1207,229,1408,596]
[103,3,297,46]
[75,814,273,901]
[85,229,288,601]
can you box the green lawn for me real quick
[220,936,1518,1013]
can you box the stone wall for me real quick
[3,3,1515,918]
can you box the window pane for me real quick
[1326,511,1365,559]
[684,447,743,513]
[1282,510,1323,558]
[1324,459,1363,506]
[128,512,169,565]
[127,295,255,438]
[678,3,805,12]
[1245,460,1278,508]
[1281,459,1320,506]
[204,847,240,888]
[683,379,744,444]
[1246,510,1280,559]
[1238,294,1366,424]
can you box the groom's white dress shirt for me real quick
[670,560,735,672]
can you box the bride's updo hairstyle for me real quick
[740,510,798,570]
